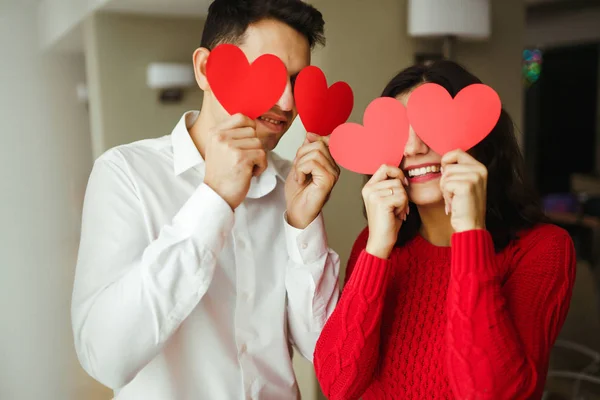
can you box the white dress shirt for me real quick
[71,111,340,400]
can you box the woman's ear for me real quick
[193,47,211,91]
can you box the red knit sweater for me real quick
[314,225,576,400]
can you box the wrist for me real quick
[287,211,315,230]
[453,222,486,233]
[203,181,237,211]
[366,240,393,259]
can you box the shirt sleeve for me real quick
[446,227,576,399]
[71,152,234,389]
[314,228,388,400]
[283,212,341,362]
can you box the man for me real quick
[71,1,341,399]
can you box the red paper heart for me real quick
[294,66,354,136]
[330,97,409,175]
[406,83,501,155]
[206,44,288,120]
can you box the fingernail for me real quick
[404,177,409,186]
[403,213,407,221]
[407,206,410,216]
[445,204,449,215]
[440,167,444,173]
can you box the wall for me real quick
[84,12,205,157]
[456,0,525,140]
[0,2,110,399]
[276,1,526,398]
[526,7,600,49]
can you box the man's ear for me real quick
[193,47,211,91]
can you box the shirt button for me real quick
[240,344,247,353]
[301,242,308,250]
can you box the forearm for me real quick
[72,179,233,388]
[446,230,536,399]
[314,250,390,400]
[284,212,341,360]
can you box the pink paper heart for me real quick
[406,83,501,155]
[330,97,410,175]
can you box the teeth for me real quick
[407,165,440,177]
[260,117,282,124]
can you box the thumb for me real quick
[306,132,320,143]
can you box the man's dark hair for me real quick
[200,0,325,50]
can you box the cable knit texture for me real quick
[314,224,576,400]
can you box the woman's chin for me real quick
[408,189,444,207]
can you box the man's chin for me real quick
[258,132,284,152]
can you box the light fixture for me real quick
[408,0,491,60]
[147,62,196,103]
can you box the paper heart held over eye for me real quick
[406,83,502,155]
[329,97,410,175]
[206,44,288,120]
[294,66,354,136]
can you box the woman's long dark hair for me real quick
[375,60,547,251]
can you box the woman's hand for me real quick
[362,165,409,259]
[440,149,488,233]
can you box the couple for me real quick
[71,0,576,399]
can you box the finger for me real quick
[380,191,409,220]
[296,159,337,186]
[439,186,453,215]
[305,132,331,147]
[306,132,323,143]
[440,164,477,176]
[441,180,474,198]
[369,178,405,194]
[221,127,257,140]
[441,149,481,168]
[442,172,481,185]
[294,150,338,179]
[245,149,267,176]
[295,140,336,168]
[231,137,263,150]
[216,113,256,131]
[442,163,488,181]
[368,165,407,186]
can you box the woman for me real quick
[314,61,576,400]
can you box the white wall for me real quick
[84,12,205,158]
[0,2,110,399]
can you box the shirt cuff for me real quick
[172,183,235,254]
[284,212,329,265]
[451,229,498,278]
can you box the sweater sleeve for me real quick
[446,226,576,399]
[314,228,391,400]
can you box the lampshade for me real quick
[408,0,491,40]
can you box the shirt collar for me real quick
[171,111,287,198]
[172,111,204,176]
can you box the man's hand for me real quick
[204,114,268,210]
[285,132,340,229]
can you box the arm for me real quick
[284,212,341,361]
[314,229,390,400]
[71,153,233,389]
[446,227,576,399]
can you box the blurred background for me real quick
[1,0,600,399]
